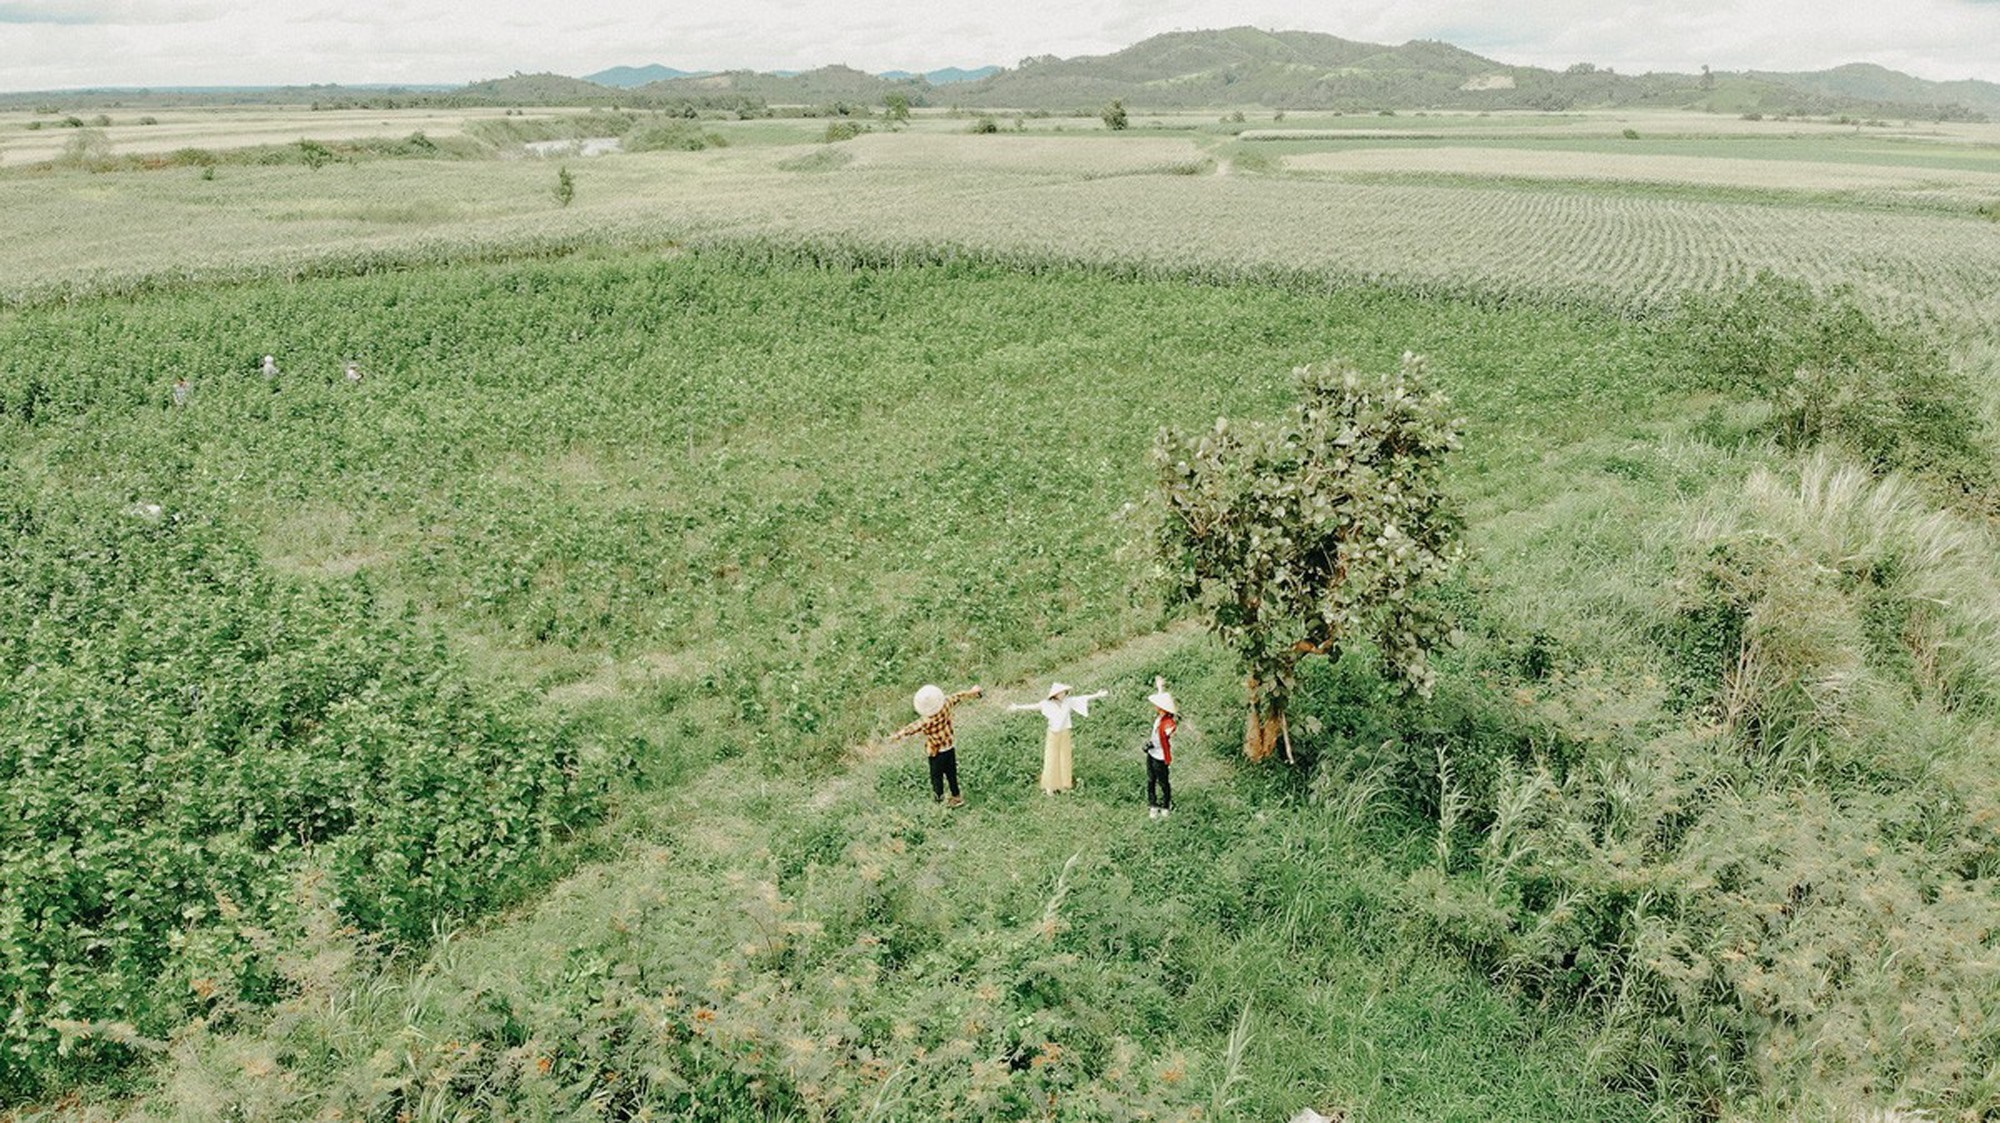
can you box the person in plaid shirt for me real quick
[892,683,983,806]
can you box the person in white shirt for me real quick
[1010,682,1107,795]
[344,360,363,383]
[260,354,280,379]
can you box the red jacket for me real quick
[1151,713,1176,765]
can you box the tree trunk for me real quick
[1242,676,1289,761]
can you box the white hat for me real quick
[913,683,946,717]
[1046,682,1072,699]
[1148,680,1177,715]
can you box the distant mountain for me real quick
[585,64,709,88]
[636,64,923,104]
[455,72,622,102]
[1748,62,2000,119]
[941,27,1989,120]
[10,27,1988,120]
[877,66,1001,84]
[954,27,1537,109]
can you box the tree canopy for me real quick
[1153,355,1464,759]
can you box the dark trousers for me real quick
[929,748,961,800]
[1146,755,1172,810]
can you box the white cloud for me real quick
[4,0,1999,92]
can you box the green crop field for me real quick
[4,105,2000,1121]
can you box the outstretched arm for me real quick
[891,719,922,740]
[949,686,983,704]
[1008,702,1041,712]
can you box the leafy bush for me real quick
[1673,272,1993,505]
[968,115,999,135]
[0,482,600,1100]
[823,119,867,142]
[623,119,727,152]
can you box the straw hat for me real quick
[1148,678,1177,715]
[913,683,946,717]
[1046,682,1072,699]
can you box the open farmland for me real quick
[3,112,1998,325]
[4,104,2000,1120]
[0,106,545,167]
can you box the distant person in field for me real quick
[1010,682,1106,795]
[892,683,982,807]
[260,354,280,379]
[171,376,191,407]
[1144,677,1177,819]
[344,360,363,383]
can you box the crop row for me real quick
[3,147,1997,325]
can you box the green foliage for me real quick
[1102,99,1129,130]
[1154,355,1464,757]
[0,479,600,1101]
[821,119,867,142]
[1385,454,2000,1115]
[295,139,335,170]
[968,114,999,134]
[623,119,727,152]
[1673,272,1993,504]
[883,90,912,123]
[553,165,574,207]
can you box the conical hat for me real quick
[913,684,946,717]
[1148,689,1177,715]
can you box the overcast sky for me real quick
[5,0,2000,93]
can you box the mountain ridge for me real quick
[3,28,1989,120]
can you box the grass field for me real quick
[5,104,2000,1119]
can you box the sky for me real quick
[4,0,2000,93]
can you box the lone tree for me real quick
[1101,99,1129,130]
[1153,355,1465,761]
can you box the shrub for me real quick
[554,165,575,206]
[823,119,867,142]
[297,139,335,170]
[625,119,727,151]
[1672,272,1993,505]
[968,115,999,135]
[56,128,113,170]
[1101,100,1128,131]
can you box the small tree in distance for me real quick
[1101,99,1129,130]
[554,165,575,207]
[1153,355,1465,761]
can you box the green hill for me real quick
[942,26,1990,118]
[454,71,622,103]
[1750,62,2000,119]
[636,63,926,106]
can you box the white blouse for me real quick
[1011,692,1107,732]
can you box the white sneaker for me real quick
[1160,809,1171,819]
[1148,807,1160,819]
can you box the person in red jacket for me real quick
[1145,677,1177,819]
